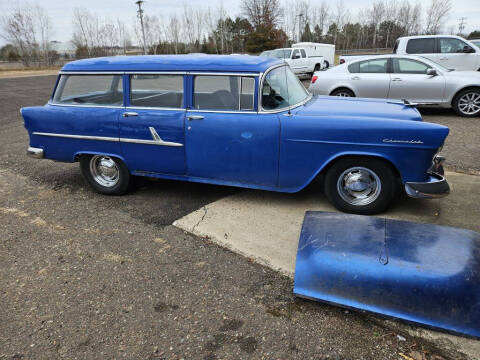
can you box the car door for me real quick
[388,58,445,103]
[347,58,391,99]
[300,49,309,72]
[290,49,302,74]
[185,74,279,186]
[437,37,478,71]
[119,73,186,175]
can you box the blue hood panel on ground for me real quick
[294,212,480,338]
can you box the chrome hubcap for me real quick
[89,155,119,187]
[337,167,381,206]
[458,92,480,115]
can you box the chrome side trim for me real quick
[27,147,44,159]
[48,102,124,109]
[32,131,183,147]
[59,71,125,75]
[187,109,257,114]
[33,132,119,142]
[189,72,258,76]
[126,106,185,111]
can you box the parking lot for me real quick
[1,75,479,359]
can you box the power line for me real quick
[136,1,147,55]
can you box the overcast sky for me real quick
[1,0,479,47]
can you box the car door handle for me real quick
[351,76,360,80]
[392,78,402,82]
[187,115,204,121]
[123,112,138,117]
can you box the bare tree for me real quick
[424,0,451,34]
[242,0,282,29]
[36,5,53,64]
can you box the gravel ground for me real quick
[0,75,476,359]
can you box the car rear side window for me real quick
[354,58,388,73]
[130,74,183,108]
[53,75,123,106]
[406,38,436,54]
[393,58,429,74]
[300,49,306,58]
[193,75,255,111]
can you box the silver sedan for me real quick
[309,54,480,117]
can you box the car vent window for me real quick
[406,38,436,54]
[53,75,123,106]
[194,75,241,111]
[393,59,429,74]
[358,58,388,73]
[240,77,255,110]
[130,74,183,108]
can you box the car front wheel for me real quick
[80,154,131,195]
[453,88,480,117]
[324,157,397,215]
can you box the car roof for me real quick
[397,34,466,40]
[61,54,282,73]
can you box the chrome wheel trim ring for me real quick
[335,91,352,97]
[336,166,382,206]
[458,92,480,115]
[89,155,119,188]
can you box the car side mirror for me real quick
[463,45,474,53]
[426,68,437,76]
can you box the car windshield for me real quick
[269,49,292,59]
[262,66,309,110]
[471,40,480,47]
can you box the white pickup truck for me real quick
[260,47,325,76]
[339,35,480,71]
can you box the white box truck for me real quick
[293,42,335,68]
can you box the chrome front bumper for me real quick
[27,147,44,159]
[405,156,449,199]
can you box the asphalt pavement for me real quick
[0,75,478,359]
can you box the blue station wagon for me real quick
[22,55,450,214]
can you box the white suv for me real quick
[393,35,480,71]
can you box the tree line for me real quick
[1,0,477,66]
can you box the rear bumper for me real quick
[405,155,449,199]
[27,147,44,159]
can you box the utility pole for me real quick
[458,17,466,35]
[136,0,147,55]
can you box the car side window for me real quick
[393,58,429,74]
[292,49,300,59]
[300,49,306,58]
[52,75,123,106]
[358,58,388,73]
[130,74,183,108]
[193,75,254,111]
[406,38,436,54]
[439,38,470,53]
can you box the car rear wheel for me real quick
[324,157,397,215]
[453,88,480,117]
[80,154,131,195]
[331,88,355,97]
[324,60,330,68]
